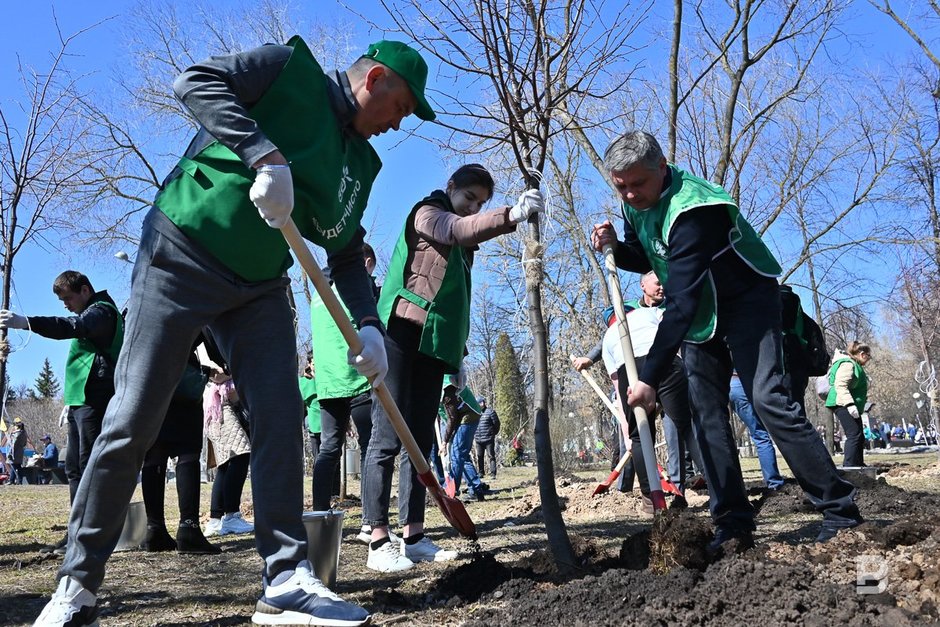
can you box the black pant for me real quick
[683,278,860,530]
[833,407,864,467]
[474,439,497,478]
[313,393,373,510]
[210,453,250,518]
[362,317,447,527]
[615,356,692,495]
[65,404,106,503]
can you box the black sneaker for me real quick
[816,519,862,543]
[176,524,221,555]
[707,526,755,555]
[33,576,99,626]
[141,525,177,552]
[462,490,485,502]
[252,560,370,626]
[40,533,69,556]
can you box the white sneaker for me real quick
[354,528,399,545]
[367,540,415,573]
[203,517,222,537]
[253,560,369,626]
[219,512,254,535]
[33,576,99,626]
[402,536,458,563]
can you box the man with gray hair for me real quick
[592,130,862,551]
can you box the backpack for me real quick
[779,285,831,377]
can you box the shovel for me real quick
[281,219,477,539]
[593,448,632,496]
[602,245,667,512]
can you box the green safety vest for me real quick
[299,376,321,434]
[155,36,382,282]
[825,357,868,410]
[622,165,782,343]
[63,300,124,406]
[377,194,471,370]
[310,284,370,399]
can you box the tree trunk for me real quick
[525,208,576,570]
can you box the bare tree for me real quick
[368,0,649,569]
[870,0,940,97]
[0,18,106,401]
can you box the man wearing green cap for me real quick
[35,37,434,627]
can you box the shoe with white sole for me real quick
[219,512,254,535]
[402,536,458,563]
[354,528,399,545]
[367,540,414,573]
[33,576,99,627]
[252,559,370,626]
[203,517,222,537]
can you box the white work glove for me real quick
[455,364,468,391]
[249,164,294,228]
[508,189,545,224]
[348,326,388,388]
[0,310,28,330]
[847,405,860,419]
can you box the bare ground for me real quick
[2,452,939,626]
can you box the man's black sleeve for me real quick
[612,220,654,274]
[328,227,381,325]
[27,304,117,353]
[638,206,731,389]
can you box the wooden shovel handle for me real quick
[280,219,430,475]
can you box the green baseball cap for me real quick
[362,40,435,121]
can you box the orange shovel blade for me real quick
[593,470,621,496]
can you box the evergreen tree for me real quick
[34,358,61,399]
[494,332,527,440]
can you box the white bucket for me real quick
[114,501,147,552]
[302,510,345,589]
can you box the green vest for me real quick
[825,357,868,410]
[63,300,124,406]
[377,194,471,370]
[310,284,370,399]
[155,36,382,282]
[299,376,321,434]
[622,165,782,343]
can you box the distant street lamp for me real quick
[114,251,134,264]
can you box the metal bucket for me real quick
[302,510,345,589]
[345,448,361,476]
[115,501,147,552]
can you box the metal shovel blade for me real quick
[418,469,477,540]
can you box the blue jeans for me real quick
[683,278,860,531]
[450,421,483,494]
[430,440,446,486]
[729,376,785,489]
[60,209,307,591]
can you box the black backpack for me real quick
[779,285,830,377]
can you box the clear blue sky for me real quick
[0,0,923,390]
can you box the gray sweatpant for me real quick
[60,209,306,592]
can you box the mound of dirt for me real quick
[464,551,920,626]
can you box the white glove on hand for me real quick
[455,364,468,391]
[348,326,388,388]
[0,310,28,330]
[508,189,545,224]
[249,164,294,228]
[847,405,860,419]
